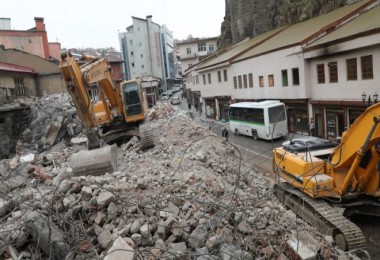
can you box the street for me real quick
[172,91,287,180]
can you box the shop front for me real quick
[310,100,365,140]
[282,100,309,135]
[205,98,217,119]
[217,96,231,122]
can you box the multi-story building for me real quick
[185,0,380,140]
[176,36,218,76]
[118,16,175,92]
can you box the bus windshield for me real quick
[123,82,142,116]
[268,105,286,124]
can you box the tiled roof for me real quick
[234,0,370,62]
[0,62,36,74]
[196,27,285,70]
[192,0,372,71]
[306,3,380,48]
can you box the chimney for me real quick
[34,17,45,31]
[146,15,152,22]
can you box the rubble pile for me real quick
[0,97,345,259]
[15,94,82,154]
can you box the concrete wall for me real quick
[0,47,60,74]
[0,71,37,105]
[0,34,45,58]
[0,107,31,159]
[48,42,61,61]
[36,73,66,96]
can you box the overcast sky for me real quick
[1,0,225,50]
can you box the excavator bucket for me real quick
[69,145,117,176]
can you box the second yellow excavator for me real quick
[273,102,380,253]
[59,50,154,150]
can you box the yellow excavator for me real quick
[273,103,380,253]
[59,50,154,150]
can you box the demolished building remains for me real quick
[0,95,352,259]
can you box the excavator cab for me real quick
[122,81,144,118]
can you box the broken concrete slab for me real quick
[20,153,35,163]
[104,236,135,260]
[69,144,118,176]
[45,120,62,146]
[24,211,70,260]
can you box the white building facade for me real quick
[119,16,175,91]
[186,0,380,140]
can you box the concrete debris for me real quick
[69,144,118,176]
[0,95,345,259]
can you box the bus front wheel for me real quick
[252,130,258,140]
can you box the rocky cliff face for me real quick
[219,0,357,48]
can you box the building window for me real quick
[329,62,338,83]
[248,73,253,88]
[281,69,288,87]
[209,44,214,52]
[141,54,143,58]
[346,58,357,81]
[132,62,135,67]
[130,40,133,44]
[131,51,134,56]
[14,77,25,96]
[361,55,373,79]
[186,48,191,54]
[218,71,222,82]
[259,76,264,87]
[243,74,248,88]
[198,42,206,52]
[142,65,144,69]
[208,73,211,84]
[203,74,206,85]
[238,75,242,89]
[316,64,325,84]
[139,43,142,47]
[233,76,237,89]
[196,75,199,84]
[292,68,300,86]
[223,70,228,81]
[268,74,274,87]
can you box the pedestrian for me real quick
[181,92,183,100]
[310,118,315,136]
[188,103,191,110]
[222,127,229,141]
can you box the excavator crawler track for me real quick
[139,126,154,150]
[274,182,367,252]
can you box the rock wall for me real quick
[219,0,357,48]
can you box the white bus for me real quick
[229,100,288,140]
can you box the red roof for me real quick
[0,62,36,74]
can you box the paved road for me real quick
[172,91,290,180]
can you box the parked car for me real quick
[161,95,169,101]
[170,96,180,105]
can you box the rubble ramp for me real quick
[69,144,117,176]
